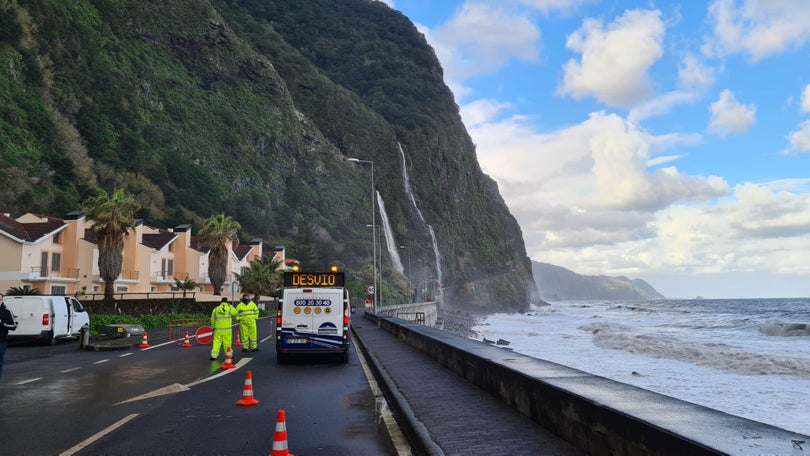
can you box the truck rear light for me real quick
[42,313,49,326]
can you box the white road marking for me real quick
[140,339,178,350]
[114,383,190,405]
[58,413,139,456]
[15,377,42,385]
[184,358,251,387]
[113,358,252,405]
[93,359,110,364]
[60,368,80,373]
[119,352,133,357]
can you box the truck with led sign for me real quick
[277,269,350,364]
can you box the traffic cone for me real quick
[181,331,192,347]
[221,347,236,369]
[269,409,294,456]
[235,370,259,406]
[234,329,243,347]
[139,331,150,348]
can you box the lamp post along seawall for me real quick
[347,157,377,313]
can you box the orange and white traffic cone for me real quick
[235,370,259,406]
[234,329,243,347]
[139,331,150,348]
[181,331,192,347]
[269,409,294,456]
[221,347,236,369]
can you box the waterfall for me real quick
[376,191,404,274]
[399,143,442,283]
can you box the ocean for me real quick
[471,298,810,436]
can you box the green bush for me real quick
[89,313,206,335]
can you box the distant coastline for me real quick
[532,261,665,302]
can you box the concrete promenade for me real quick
[351,315,585,455]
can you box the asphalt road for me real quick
[0,317,396,456]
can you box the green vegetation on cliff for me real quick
[0,0,534,311]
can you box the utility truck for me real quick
[276,268,350,364]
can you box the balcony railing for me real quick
[153,272,190,283]
[29,267,80,280]
[119,270,140,281]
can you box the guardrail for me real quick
[77,291,197,301]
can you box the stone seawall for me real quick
[366,313,808,456]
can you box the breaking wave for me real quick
[580,322,810,378]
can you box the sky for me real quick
[376,0,810,299]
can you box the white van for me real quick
[4,295,90,344]
[276,271,350,364]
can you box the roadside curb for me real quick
[351,318,445,456]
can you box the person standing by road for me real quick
[0,293,19,378]
[210,297,236,360]
[236,294,259,352]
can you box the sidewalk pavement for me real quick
[351,316,585,456]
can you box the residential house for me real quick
[0,212,76,295]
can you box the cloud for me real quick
[558,9,665,107]
[431,3,541,86]
[801,84,810,113]
[678,54,715,89]
[703,0,810,61]
[708,89,756,134]
[786,120,810,153]
[468,107,729,260]
[511,0,597,14]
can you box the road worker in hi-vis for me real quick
[236,294,260,351]
[210,297,237,360]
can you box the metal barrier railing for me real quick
[169,318,210,341]
[396,311,426,325]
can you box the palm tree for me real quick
[173,277,200,298]
[235,255,283,297]
[83,189,140,300]
[5,286,40,295]
[199,214,240,295]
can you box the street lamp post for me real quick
[348,157,377,313]
[399,245,412,302]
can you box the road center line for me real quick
[119,352,133,357]
[58,413,139,456]
[15,377,42,385]
[93,359,110,364]
[140,339,178,350]
[60,368,80,373]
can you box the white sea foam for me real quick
[472,298,810,436]
[759,319,810,337]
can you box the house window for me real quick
[51,285,66,295]
[51,253,61,275]
[53,231,61,244]
[93,285,100,292]
[115,286,128,292]
[161,258,174,278]
[40,252,49,277]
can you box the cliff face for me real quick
[0,0,533,311]
[532,262,665,301]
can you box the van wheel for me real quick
[277,353,288,365]
[340,352,349,364]
[42,331,56,345]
